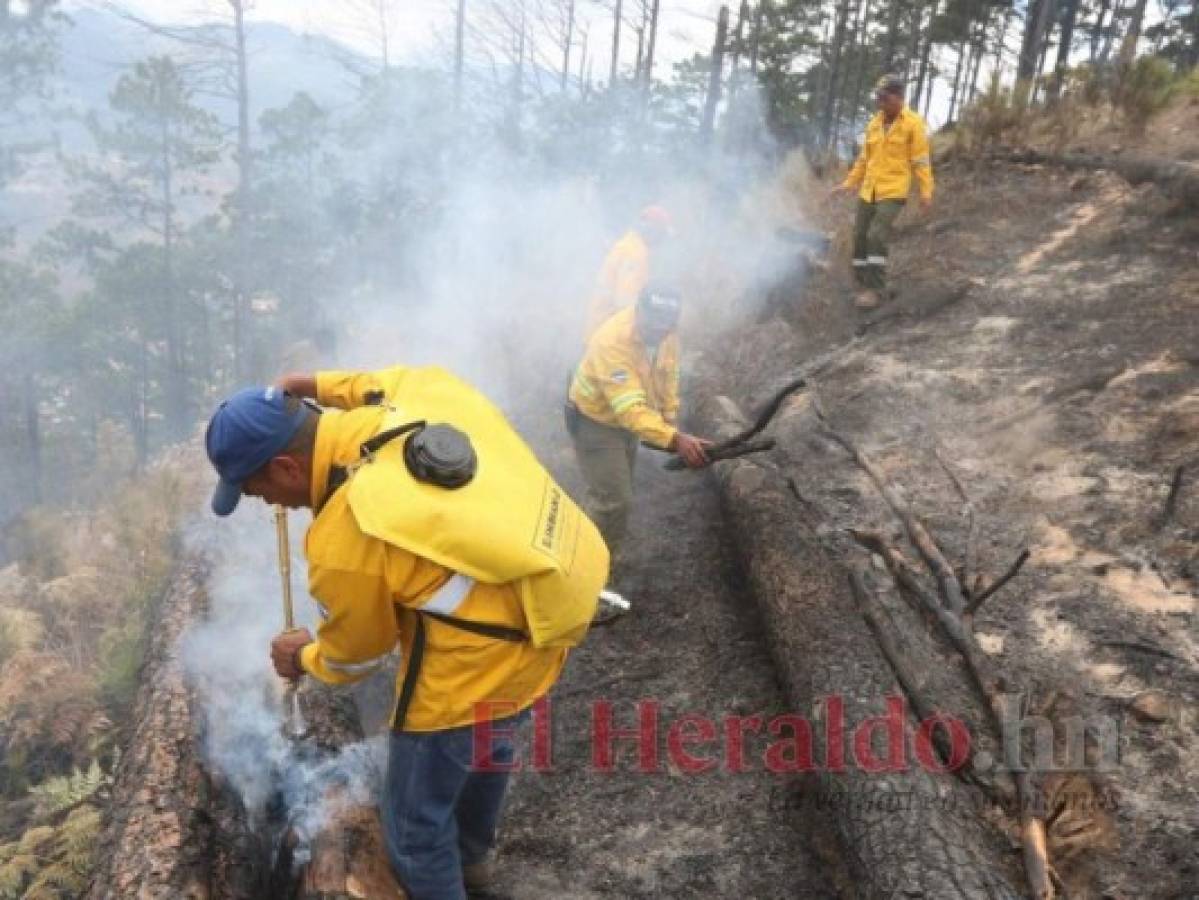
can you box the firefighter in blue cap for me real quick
[205,370,607,899]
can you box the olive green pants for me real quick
[570,413,639,564]
[852,198,906,291]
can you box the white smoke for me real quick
[180,70,811,877]
[181,506,387,865]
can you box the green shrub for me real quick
[1118,56,1178,134]
[958,76,1028,150]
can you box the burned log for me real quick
[696,396,1024,899]
[86,559,266,899]
[87,556,404,899]
[986,147,1199,208]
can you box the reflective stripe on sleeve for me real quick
[867,255,887,265]
[610,390,647,414]
[852,258,870,267]
[325,653,389,676]
[421,573,475,616]
[572,373,598,399]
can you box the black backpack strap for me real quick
[421,610,527,643]
[360,420,426,458]
[393,614,427,731]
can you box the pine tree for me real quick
[70,56,222,446]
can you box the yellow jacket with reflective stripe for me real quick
[842,106,934,202]
[586,229,650,338]
[297,366,567,732]
[569,307,680,448]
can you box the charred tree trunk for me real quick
[89,558,404,899]
[987,146,1199,208]
[694,395,1025,899]
[87,560,266,899]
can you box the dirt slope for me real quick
[704,154,1199,898]
[498,455,841,898]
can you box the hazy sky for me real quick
[76,1,728,76]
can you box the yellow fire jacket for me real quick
[586,229,650,338]
[569,307,680,448]
[842,106,934,203]
[297,366,568,732]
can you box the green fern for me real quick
[27,759,109,816]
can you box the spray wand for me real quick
[274,505,306,738]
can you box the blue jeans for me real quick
[382,712,527,899]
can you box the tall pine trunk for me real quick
[701,5,730,142]
[1049,0,1079,100]
[1117,0,1150,68]
[1018,0,1053,89]
[561,0,574,92]
[914,0,944,113]
[230,0,250,386]
[455,0,467,108]
[22,373,41,506]
[643,0,661,97]
[844,0,875,144]
[609,0,623,86]
[822,0,854,150]
[948,38,968,122]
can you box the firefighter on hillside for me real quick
[585,205,673,338]
[831,74,935,310]
[568,286,710,618]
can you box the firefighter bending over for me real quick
[204,365,608,900]
[567,286,710,612]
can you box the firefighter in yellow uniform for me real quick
[833,75,934,309]
[585,205,673,338]
[204,365,607,900]
[568,286,710,600]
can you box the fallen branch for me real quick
[849,529,1053,898]
[707,375,808,453]
[986,146,1199,209]
[819,413,968,613]
[663,438,776,470]
[849,570,999,802]
[1098,639,1181,661]
[934,446,978,596]
[965,550,1032,619]
[1157,465,1186,531]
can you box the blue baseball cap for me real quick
[205,386,310,516]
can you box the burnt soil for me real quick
[704,155,1199,899]
[497,457,839,898]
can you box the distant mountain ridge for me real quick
[58,4,364,129]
